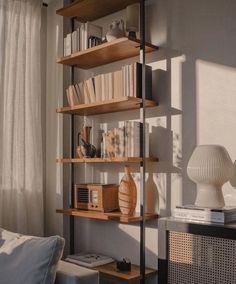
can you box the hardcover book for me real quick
[66,253,114,268]
[174,205,236,223]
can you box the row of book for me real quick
[101,121,149,158]
[173,204,236,224]
[64,22,103,56]
[66,62,152,106]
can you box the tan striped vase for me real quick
[119,166,137,215]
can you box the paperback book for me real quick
[63,22,103,56]
[173,204,236,224]
[65,62,153,107]
[101,122,149,158]
[66,253,114,268]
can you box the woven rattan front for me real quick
[168,231,236,284]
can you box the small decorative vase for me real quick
[106,19,125,42]
[119,166,137,215]
[187,145,233,208]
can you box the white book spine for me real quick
[66,33,72,56]
[72,31,77,53]
[116,128,125,157]
[131,122,140,157]
[77,27,80,52]
[173,208,225,223]
[63,37,67,56]
[101,74,105,101]
[108,73,113,100]
[122,66,126,97]
[84,22,88,50]
[124,121,128,157]
[80,24,85,51]
[129,64,134,97]
[145,123,149,157]
[125,65,130,97]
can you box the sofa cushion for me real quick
[0,228,65,284]
[55,260,99,284]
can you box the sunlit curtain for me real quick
[0,0,43,235]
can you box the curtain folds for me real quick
[0,0,43,236]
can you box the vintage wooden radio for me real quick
[74,184,119,212]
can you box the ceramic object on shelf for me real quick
[106,19,125,42]
[77,127,96,158]
[187,145,233,208]
[119,166,137,215]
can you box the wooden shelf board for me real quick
[56,0,140,22]
[56,157,158,164]
[56,208,158,223]
[57,97,157,116]
[57,37,158,69]
[96,262,157,281]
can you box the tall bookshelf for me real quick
[56,0,159,283]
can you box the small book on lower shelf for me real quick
[173,204,236,224]
[66,253,114,268]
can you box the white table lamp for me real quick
[187,145,233,208]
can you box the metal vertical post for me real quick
[140,0,146,283]
[69,16,75,255]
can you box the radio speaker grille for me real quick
[78,188,88,203]
[168,231,236,284]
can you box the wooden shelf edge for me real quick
[56,208,158,223]
[57,37,158,68]
[56,97,158,116]
[56,157,159,164]
[95,262,157,281]
[56,0,142,22]
[57,37,158,63]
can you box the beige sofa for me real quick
[56,260,99,284]
[0,228,99,284]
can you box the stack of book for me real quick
[64,22,103,56]
[101,121,149,158]
[173,204,236,224]
[66,253,114,268]
[65,62,152,106]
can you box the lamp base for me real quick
[195,185,225,208]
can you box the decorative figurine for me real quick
[77,126,96,158]
[106,19,125,42]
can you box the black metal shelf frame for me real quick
[65,0,149,282]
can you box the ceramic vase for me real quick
[119,166,137,215]
[187,145,233,208]
[106,19,125,42]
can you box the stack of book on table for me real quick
[66,253,114,268]
[101,121,149,158]
[173,204,236,224]
[65,62,152,106]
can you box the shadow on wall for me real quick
[148,0,236,206]
[74,217,158,272]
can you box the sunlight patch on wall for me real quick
[196,59,236,206]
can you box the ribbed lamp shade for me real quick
[187,145,233,208]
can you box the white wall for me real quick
[45,0,236,281]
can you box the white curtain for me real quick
[0,0,43,236]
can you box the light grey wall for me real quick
[45,0,236,281]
